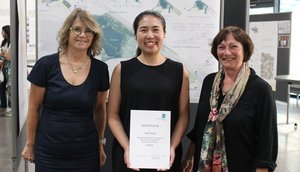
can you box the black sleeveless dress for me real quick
[28,53,109,172]
[112,57,183,172]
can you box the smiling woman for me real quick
[108,10,190,172]
[21,8,110,172]
[182,26,278,172]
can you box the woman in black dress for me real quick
[182,26,278,172]
[108,10,190,171]
[21,8,109,171]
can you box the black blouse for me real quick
[187,68,278,172]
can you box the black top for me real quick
[28,52,109,171]
[112,57,183,171]
[187,68,278,172]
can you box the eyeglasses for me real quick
[69,26,95,37]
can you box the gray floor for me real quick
[1,98,300,172]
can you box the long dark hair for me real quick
[1,25,10,47]
[133,10,166,57]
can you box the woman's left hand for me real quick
[99,144,106,166]
[157,147,175,171]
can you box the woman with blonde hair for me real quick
[22,8,109,171]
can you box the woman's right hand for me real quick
[181,158,194,172]
[22,144,35,163]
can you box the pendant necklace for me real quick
[67,57,88,74]
[70,65,82,74]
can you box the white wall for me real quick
[250,0,300,76]
[0,1,10,27]
[279,0,300,75]
[290,5,300,75]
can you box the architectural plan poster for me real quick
[38,0,220,102]
[249,21,278,91]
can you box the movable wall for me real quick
[250,12,292,102]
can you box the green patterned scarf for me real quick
[198,64,250,172]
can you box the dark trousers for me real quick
[0,74,7,108]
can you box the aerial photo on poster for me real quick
[38,0,220,102]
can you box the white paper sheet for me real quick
[129,110,171,169]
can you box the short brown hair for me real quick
[211,26,254,62]
[57,8,102,56]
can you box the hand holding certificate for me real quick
[129,110,171,169]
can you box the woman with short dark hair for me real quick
[182,26,278,172]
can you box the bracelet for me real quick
[99,137,106,145]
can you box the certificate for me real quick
[129,110,171,169]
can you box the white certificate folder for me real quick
[129,110,171,169]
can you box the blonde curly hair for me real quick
[57,8,102,56]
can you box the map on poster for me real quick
[38,0,220,102]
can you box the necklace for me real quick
[70,65,83,74]
[67,57,88,74]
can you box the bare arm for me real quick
[95,91,108,140]
[170,66,190,165]
[22,84,45,162]
[94,90,108,166]
[107,64,132,167]
[0,61,3,70]
[0,46,11,61]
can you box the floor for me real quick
[1,98,300,172]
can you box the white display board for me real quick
[249,21,278,91]
[17,0,29,132]
[37,0,221,102]
[0,1,10,27]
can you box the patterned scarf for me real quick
[198,64,250,172]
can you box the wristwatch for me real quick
[99,137,106,145]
